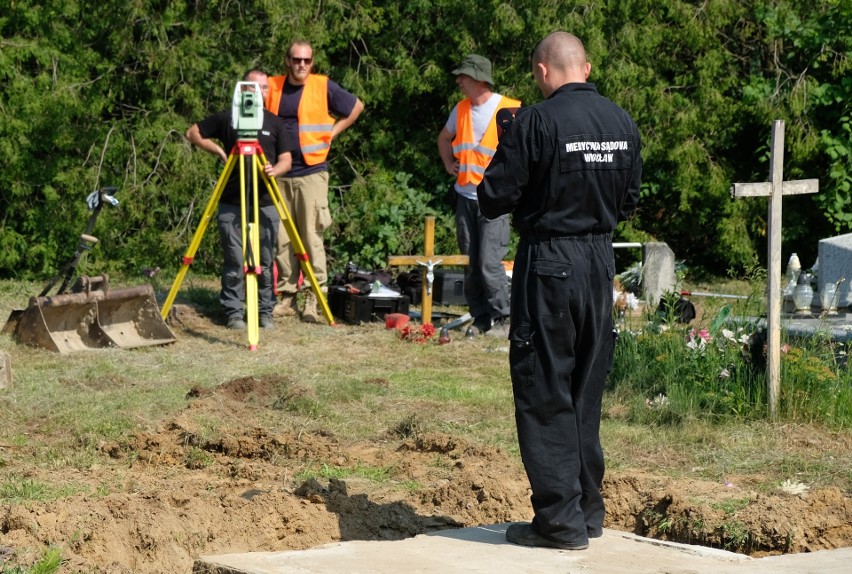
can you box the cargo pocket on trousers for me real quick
[316,205,332,233]
[509,324,536,388]
[531,258,572,317]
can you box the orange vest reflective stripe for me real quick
[265,74,335,165]
[452,96,521,187]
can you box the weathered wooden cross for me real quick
[388,216,469,325]
[731,120,819,417]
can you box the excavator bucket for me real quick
[2,276,175,353]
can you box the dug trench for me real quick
[1,374,850,574]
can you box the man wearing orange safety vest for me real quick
[266,40,364,323]
[437,54,521,337]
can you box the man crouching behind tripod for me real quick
[185,69,295,330]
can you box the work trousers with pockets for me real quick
[455,196,511,323]
[508,232,615,546]
[217,202,279,320]
[274,171,332,295]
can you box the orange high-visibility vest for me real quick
[266,74,335,165]
[452,95,521,187]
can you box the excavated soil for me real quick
[1,306,851,573]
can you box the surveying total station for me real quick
[160,81,335,350]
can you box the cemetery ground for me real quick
[0,276,851,574]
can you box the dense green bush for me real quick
[2,0,850,279]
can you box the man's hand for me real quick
[437,127,459,176]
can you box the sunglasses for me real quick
[289,57,313,65]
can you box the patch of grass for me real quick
[1,272,851,503]
[710,496,752,515]
[719,520,752,549]
[392,414,421,439]
[0,547,61,574]
[295,462,396,483]
[397,480,421,492]
[0,477,83,503]
[612,294,852,427]
[184,447,215,469]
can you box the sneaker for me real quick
[505,523,589,550]
[226,317,246,330]
[272,294,298,318]
[260,315,275,329]
[301,290,319,324]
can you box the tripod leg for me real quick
[257,153,335,326]
[240,153,261,350]
[160,153,236,320]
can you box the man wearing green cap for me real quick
[437,54,521,337]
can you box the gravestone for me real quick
[642,242,677,305]
[818,233,852,308]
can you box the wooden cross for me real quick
[731,120,819,418]
[387,216,469,325]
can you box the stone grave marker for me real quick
[818,234,852,308]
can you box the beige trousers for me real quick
[275,171,331,294]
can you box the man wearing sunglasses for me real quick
[266,40,364,323]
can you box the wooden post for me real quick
[387,216,469,325]
[731,120,819,417]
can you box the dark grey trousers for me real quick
[217,202,279,320]
[455,196,511,322]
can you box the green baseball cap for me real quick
[452,54,494,85]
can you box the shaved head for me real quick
[533,31,587,72]
[531,31,591,97]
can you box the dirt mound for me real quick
[1,374,850,573]
[603,473,852,555]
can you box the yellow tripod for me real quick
[161,138,335,350]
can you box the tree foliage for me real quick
[1,0,850,279]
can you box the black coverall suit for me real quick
[477,82,642,546]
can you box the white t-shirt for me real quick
[445,93,503,200]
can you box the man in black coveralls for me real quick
[477,31,642,550]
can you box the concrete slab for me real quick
[193,524,852,574]
[783,311,852,342]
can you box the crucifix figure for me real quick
[731,120,819,417]
[388,216,469,325]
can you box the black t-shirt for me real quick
[276,77,358,176]
[196,109,294,206]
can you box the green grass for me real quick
[295,462,396,483]
[1,273,851,499]
[0,477,84,503]
[0,547,61,574]
[610,291,852,428]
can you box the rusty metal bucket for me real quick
[2,275,175,353]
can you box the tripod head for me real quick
[231,81,264,138]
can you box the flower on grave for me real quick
[722,327,752,347]
[685,327,711,352]
[399,322,437,344]
[686,337,706,352]
[645,394,669,409]
[764,342,792,356]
